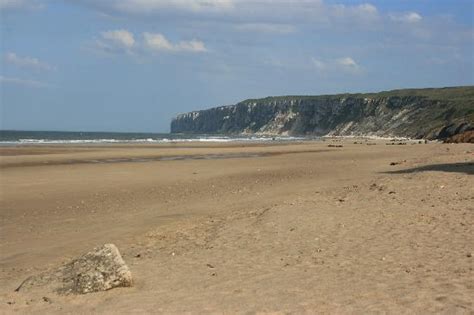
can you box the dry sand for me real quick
[0,139,473,314]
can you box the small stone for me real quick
[467,253,472,258]
[42,296,52,303]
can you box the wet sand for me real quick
[0,140,473,313]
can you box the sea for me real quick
[0,130,310,146]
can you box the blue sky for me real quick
[1,0,473,132]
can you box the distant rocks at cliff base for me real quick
[16,244,132,295]
[434,122,472,140]
[444,130,474,143]
[171,86,474,143]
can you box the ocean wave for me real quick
[0,136,308,145]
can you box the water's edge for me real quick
[0,130,312,146]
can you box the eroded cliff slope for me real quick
[171,86,474,140]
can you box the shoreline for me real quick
[2,129,455,147]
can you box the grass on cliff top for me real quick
[238,86,474,124]
[242,86,474,105]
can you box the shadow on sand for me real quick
[385,162,474,175]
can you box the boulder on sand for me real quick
[16,244,132,295]
[59,243,133,294]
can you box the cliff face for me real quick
[171,86,474,140]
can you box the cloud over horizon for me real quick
[337,57,359,68]
[390,11,422,23]
[310,57,362,74]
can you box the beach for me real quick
[0,139,473,313]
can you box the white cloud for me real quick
[0,75,50,88]
[333,3,378,16]
[94,29,136,54]
[390,11,422,23]
[143,32,207,53]
[4,52,55,71]
[101,30,136,48]
[234,23,296,34]
[176,39,207,52]
[0,0,43,10]
[358,3,377,14]
[142,33,174,51]
[309,56,362,74]
[405,12,422,23]
[336,57,359,68]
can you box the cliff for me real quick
[171,86,474,140]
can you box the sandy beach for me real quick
[0,139,473,314]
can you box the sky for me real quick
[0,0,473,133]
